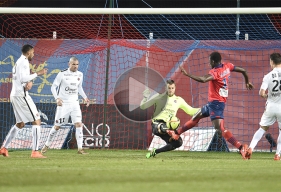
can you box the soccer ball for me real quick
[166,116,180,130]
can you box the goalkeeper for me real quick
[140,79,200,158]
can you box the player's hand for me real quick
[56,98,63,106]
[179,66,188,75]
[246,82,254,90]
[25,81,33,91]
[143,88,151,98]
[37,68,48,76]
[84,98,90,107]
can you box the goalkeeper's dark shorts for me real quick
[151,120,182,145]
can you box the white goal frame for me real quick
[0,7,280,14]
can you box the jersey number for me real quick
[272,80,281,92]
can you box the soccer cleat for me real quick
[77,149,89,155]
[166,130,180,140]
[245,147,252,159]
[31,151,47,158]
[239,144,248,160]
[41,145,49,154]
[146,148,156,158]
[274,154,280,161]
[0,147,9,157]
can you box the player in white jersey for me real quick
[41,56,91,155]
[0,44,48,158]
[245,53,281,160]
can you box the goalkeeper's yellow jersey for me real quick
[140,93,199,123]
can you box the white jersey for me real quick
[10,55,37,97]
[260,67,281,104]
[51,68,87,102]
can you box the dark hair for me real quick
[210,52,222,64]
[166,79,175,85]
[270,53,281,65]
[21,44,33,54]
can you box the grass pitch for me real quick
[1,149,281,192]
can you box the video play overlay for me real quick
[113,66,167,122]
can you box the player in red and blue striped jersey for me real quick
[171,51,254,159]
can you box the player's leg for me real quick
[42,105,69,153]
[246,106,275,159]
[176,106,207,135]
[274,128,281,160]
[146,122,183,158]
[71,102,88,154]
[1,97,25,156]
[22,95,47,158]
[274,112,281,160]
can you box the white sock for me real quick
[276,129,281,156]
[3,125,20,148]
[32,125,41,151]
[249,127,266,150]
[75,127,83,150]
[45,126,58,147]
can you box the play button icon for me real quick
[114,66,167,122]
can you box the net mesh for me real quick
[1,13,281,151]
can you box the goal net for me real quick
[0,9,281,152]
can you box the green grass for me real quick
[1,149,281,192]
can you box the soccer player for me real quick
[41,56,91,155]
[245,53,281,160]
[172,51,254,159]
[140,79,200,158]
[0,44,48,158]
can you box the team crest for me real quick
[174,100,177,103]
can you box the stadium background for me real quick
[1,0,281,151]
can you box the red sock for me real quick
[222,130,241,149]
[176,119,199,134]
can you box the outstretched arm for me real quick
[180,66,213,83]
[233,66,254,90]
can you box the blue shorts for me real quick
[201,100,225,121]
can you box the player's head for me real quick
[21,44,34,61]
[270,53,281,69]
[68,56,79,72]
[166,79,176,97]
[209,52,222,68]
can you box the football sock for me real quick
[75,127,83,150]
[45,126,58,146]
[249,127,266,150]
[3,124,20,148]
[155,144,174,154]
[176,118,199,134]
[276,130,281,155]
[32,125,41,151]
[222,130,241,149]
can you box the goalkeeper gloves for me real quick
[143,88,151,99]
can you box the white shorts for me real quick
[260,102,281,128]
[54,101,82,126]
[10,95,40,123]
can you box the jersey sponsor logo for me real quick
[220,68,230,78]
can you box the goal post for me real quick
[0,8,281,152]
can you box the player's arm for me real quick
[179,98,200,116]
[233,66,254,90]
[180,66,213,83]
[51,72,63,106]
[259,75,268,99]
[78,74,91,107]
[21,64,47,83]
[140,89,157,110]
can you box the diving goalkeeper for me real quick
[140,79,199,158]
